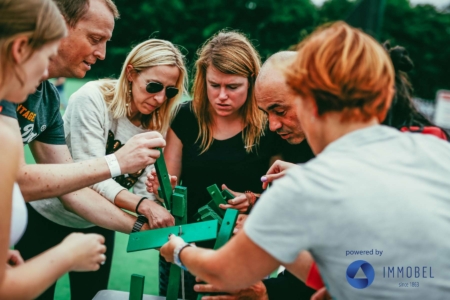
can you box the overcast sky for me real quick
[311,0,449,8]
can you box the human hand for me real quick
[233,214,248,235]
[311,287,332,300]
[218,184,250,213]
[261,160,296,189]
[115,131,166,175]
[194,277,269,300]
[138,199,175,228]
[61,233,106,272]
[160,234,186,263]
[6,249,24,268]
[145,168,177,195]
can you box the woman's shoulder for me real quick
[68,81,106,109]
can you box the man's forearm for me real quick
[18,158,111,201]
[60,187,136,234]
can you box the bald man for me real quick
[193,52,317,300]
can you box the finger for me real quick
[264,172,285,183]
[195,276,204,282]
[98,254,107,265]
[219,204,233,210]
[141,131,163,140]
[194,283,221,293]
[221,184,237,197]
[95,234,106,244]
[227,196,247,206]
[202,295,236,300]
[145,137,166,149]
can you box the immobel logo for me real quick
[346,260,375,289]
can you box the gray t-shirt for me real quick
[31,81,156,228]
[245,125,450,299]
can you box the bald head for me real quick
[255,51,305,144]
[257,51,297,86]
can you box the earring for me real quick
[126,82,132,107]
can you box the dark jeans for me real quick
[16,204,115,300]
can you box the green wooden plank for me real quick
[127,221,219,252]
[129,274,145,300]
[197,209,239,300]
[154,148,173,210]
[166,265,181,300]
[222,188,235,200]
[214,209,239,249]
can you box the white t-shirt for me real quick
[245,125,450,299]
[30,81,156,228]
[10,183,27,246]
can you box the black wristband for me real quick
[135,197,149,214]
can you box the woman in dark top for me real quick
[161,31,283,219]
[151,30,285,299]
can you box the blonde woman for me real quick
[35,39,188,295]
[0,0,106,299]
[153,31,285,299]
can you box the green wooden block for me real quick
[127,221,219,252]
[197,209,239,300]
[195,206,222,226]
[129,274,145,300]
[172,193,185,219]
[154,148,173,210]
[214,209,239,249]
[207,184,228,208]
[222,188,235,200]
[166,264,181,300]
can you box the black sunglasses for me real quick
[146,82,179,99]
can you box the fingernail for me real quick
[261,176,267,182]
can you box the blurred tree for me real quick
[89,0,449,99]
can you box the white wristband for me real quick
[104,154,122,178]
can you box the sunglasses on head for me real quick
[146,82,179,99]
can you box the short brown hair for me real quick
[285,22,395,122]
[53,0,119,28]
[0,0,66,86]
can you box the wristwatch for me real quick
[131,215,148,233]
[173,242,196,270]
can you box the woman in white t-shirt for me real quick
[0,1,107,299]
[159,22,450,300]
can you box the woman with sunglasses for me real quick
[0,0,108,298]
[37,38,188,289]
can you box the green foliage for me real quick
[89,0,450,99]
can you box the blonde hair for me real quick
[192,31,264,154]
[99,39,188,133]
[285,22,395,122]
[0,0,66,87]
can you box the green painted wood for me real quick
[166,265,181,300]
[214,209,239,249]
[195,206,222,226]
[127,221,219,252]
[129,274,145,300]
[222,189,235,200]
[154,148,173,211]
[172,186,187,221]
[197,209,239,300]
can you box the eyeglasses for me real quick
[146,82,179,99]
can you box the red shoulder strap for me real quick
[400,126,448,141]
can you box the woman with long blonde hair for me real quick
[0,0,107,299]
[36,38,189,293]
